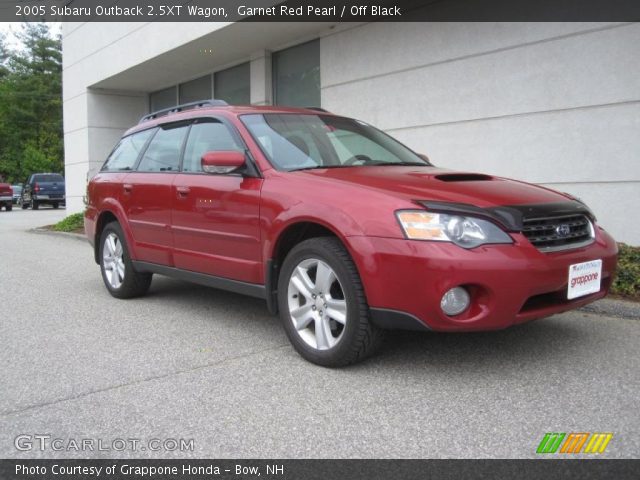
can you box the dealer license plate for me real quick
[567,259,602,300]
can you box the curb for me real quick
[579,298,640,320]
[30,227,89,244]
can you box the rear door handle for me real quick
[123,184,133,194]
[176,186,190,196]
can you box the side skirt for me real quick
[132,261,267,300]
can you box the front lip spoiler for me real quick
[417,200,595,232]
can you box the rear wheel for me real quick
[5,203,12,211]
[99,222,152,299]
[31,200,39,210]
[277,237,383,367]
[52,202,59,209]
[20,199,28,209]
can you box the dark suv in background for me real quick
[21,173,65,209]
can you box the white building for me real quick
[62,22,640,244]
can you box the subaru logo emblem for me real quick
[556,224,571,237]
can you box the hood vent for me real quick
[435,173,493,182]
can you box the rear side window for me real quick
[137,125,188,172]
[33,174,64,182]
[182,121,242,172]
[102,129,155,172]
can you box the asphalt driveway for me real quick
[0,209,638,458]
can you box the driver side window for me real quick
[182,120,242,173]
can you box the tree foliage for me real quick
[0,23,62,184]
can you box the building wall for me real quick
[63,22,640,244]
[321,22,640,244]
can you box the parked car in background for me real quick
[85,100,618,367]
[11,185,22,205]
[21,173,65,210]
[0,183,13,211]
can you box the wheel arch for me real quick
[265,219,360,315]
[93,206,134,264]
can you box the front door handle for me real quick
[123,184,133,194]
[176,186,190,197]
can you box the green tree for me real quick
[0,23,62,184]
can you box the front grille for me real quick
[522,214,594,252]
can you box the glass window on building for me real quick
[214,63,250,105]
[272,39,320,108]
[179,75,213,104]
[149,86,177,112]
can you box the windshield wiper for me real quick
[366,161,428,167]
[289,165,351,172]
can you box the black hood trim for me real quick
[417,200,595,232]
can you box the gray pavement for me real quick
[0,208,638,459]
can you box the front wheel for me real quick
[277,237,383,367]
[99,222,152,299]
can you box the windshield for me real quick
[240,113,429,171]
[12,185,22,193]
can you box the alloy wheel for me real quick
[287,258,348,350]
[102,232,125,289]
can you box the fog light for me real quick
[440,287,470,316]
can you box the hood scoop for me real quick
[435,173,493,182]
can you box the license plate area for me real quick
[567,259,602,300]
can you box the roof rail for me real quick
[305,106,330,113]
[139,99,229,124]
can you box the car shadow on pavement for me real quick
[140,276,599,374]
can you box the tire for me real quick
[99,221,152,299]
[277,237,383,367]
[52,202,59,209]
[5,204,11,212]
[31,200,39,210]
[21,199,28,209]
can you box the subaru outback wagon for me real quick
[85,100,618,366]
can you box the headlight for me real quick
[396,210,512,248]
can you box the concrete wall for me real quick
[63,22,640,244]
[321,22,640,244]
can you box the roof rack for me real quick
[305,106,330,113]
[139,99,228,124]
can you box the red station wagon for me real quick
[85,100,618,366]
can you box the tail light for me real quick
[9,186,13,195]
[34,183,40,192]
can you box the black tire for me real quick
[31,200,39,210]
[5,204,12,212]
[99,221,152,299]
[21,199,28,209]
[277,237,384,367]
[52,202,59,209]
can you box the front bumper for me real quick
[348,227,618,332]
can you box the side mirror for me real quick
[201,151,245,174]
[418,153,430,163]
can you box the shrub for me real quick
[52,212,84,233]
[611,243,640,299]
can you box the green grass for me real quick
[52,212,84,233]
[611,243,640,300]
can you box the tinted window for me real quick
[102,129,155,172]
[137,125,188,172]
[273,40,320,107]
[182,121,243,172]
[33,174,64,182]
[179,75,212,104]
[150,86,177,111]
[214,63,250,105]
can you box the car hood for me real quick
[295,166,569,208]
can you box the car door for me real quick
[123,122,189,266]
[171,118,263,283]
